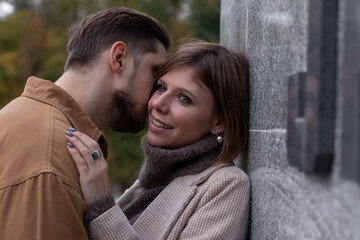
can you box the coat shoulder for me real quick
[195,164,250,199]
[206,164,249,186]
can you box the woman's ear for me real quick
[109,41,127,74]
[210,117,225,135]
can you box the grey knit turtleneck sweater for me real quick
[85,134,221,226]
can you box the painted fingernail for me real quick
[67,142,74,148]
[66,131,73,137]
[68,127,77,132]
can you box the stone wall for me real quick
[220,0,360,239]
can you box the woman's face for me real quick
[147,67,219,148]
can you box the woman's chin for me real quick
[147,135,166,148]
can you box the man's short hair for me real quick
[64,7,170,71]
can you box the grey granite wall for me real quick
[220,0,360,239]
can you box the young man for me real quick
[0,7,170,239]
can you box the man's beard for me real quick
[107,89,147,133]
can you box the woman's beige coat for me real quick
[89,164,250,240]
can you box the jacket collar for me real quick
[21,77,108,157]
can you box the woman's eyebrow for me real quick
[157,78,167,86]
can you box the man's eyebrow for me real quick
[152,66,161,73]
[151,66,160,78]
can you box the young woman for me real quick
[66,41,250,239]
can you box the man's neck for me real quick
[55,70,109,130]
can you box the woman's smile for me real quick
[151,117,173,129]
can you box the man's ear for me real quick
[109,41,127,74]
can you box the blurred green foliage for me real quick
[0,0,220,191]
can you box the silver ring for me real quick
[91,150,101,160]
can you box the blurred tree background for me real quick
[0,0,220,193]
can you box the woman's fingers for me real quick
[66,129,101,168]
[65,127,110,205]
[67,142,89,174]
[73,130,103,155]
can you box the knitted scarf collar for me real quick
[122,134,221,224]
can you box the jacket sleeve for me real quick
[178,170,250,240]
[89,205,141,240]
[0,172,88,240]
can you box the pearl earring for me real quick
[215,130,223,143]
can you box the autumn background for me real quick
[0,0,220,193]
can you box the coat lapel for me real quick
[132,177,197,239]
[116,164,230,239]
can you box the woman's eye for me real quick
[180,95,192,104]
[156,84,166,92]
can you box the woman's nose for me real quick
[150,93,169,113]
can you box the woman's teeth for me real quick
[153,119,172,129]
